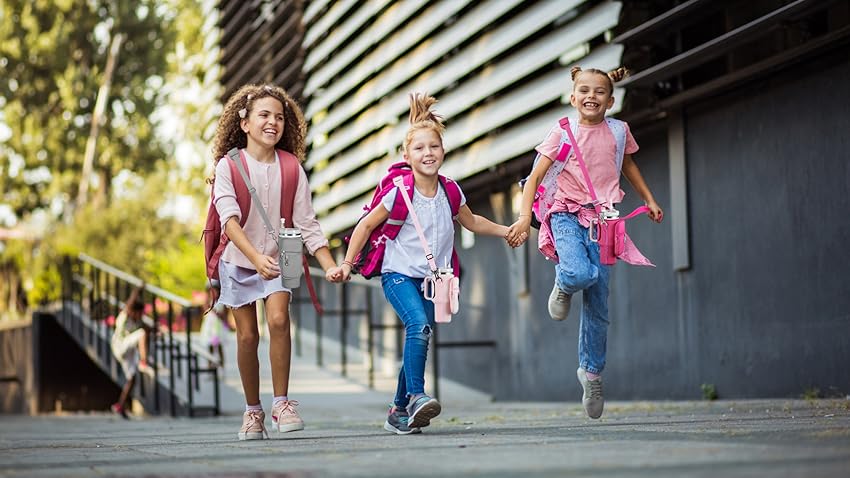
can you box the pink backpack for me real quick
[350,162,463,279]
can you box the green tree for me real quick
[0,0,176,219]
[0,0,219,313]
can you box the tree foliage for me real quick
[0,0,219,314]
[0,0,175,218]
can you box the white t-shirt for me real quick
[380,183,466,278]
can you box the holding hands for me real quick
[506,215,532,247]
[326,260,354,283]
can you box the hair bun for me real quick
[607,67,630,83]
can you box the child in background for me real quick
[110,284,149,419]
[211,84,338,440]
[507,67,663,419]
[328,93,522,434]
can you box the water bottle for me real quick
[278,218,303,289]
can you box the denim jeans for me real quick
[381,272,435,408]
[550,212,610,375]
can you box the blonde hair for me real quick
[570,66,629,93]
[402,92,446,155]
[210,84,307,169]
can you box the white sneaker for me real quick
[547,283,572,321]
[577,368,604,419]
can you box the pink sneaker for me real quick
[238,410,268,440]
[271,400,305,433]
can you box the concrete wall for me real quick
[439,54,850,401]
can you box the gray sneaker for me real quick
[384,405,421,435]
[548,283,572,321]
[407,395,441,428]
[577,368,604,419]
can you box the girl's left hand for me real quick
[646,201,664,223]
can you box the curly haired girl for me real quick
[211,84,337,440]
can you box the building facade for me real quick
[216,0,850,400]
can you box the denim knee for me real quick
[557,260,598,292]
[405,321,432,343]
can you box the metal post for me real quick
[432,326,440,400]
[186,306,195,417]
[341,282,348,377]
[167,300,176,417]
[367,287,375,389]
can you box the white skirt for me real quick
[218,260,290,308]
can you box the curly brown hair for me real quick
[570,66,630,93]
[210,84,307,168]
[402,92,446,155]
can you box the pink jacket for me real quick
[539,201,654,267]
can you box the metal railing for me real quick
[59,253,220,417]
[291,267,496,399]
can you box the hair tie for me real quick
[238,108,247,119]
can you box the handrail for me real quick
[294,264,495,398]
[61,254,220,417]
[79,253,191,307]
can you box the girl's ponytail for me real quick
[607,67,630,83]
[408,92,445,132]
[403,92,445,155]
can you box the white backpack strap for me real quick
[605,118,628,172]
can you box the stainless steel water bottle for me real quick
[278,218,303,289]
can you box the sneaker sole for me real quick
[273,421,305,433]
[408,399,441,428]
[383,421,420,435]
[237,432,265,440]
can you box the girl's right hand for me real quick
[507,216,532,243]
[253,255,280,280]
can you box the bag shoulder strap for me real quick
[226,149,252,226]
[229,148,276,235]
[276,149,300,228]
[605,117,628,172]
[561,119,601,213]
[392,175,439,274]
[438,175,462,219]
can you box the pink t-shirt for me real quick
[535,120,638,210]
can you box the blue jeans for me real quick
[551,212,610,375]
[381,272,435,408]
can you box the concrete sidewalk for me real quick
[2,330,849,477]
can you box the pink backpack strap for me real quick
[439,175,463,219]
[276,149,300,228]
[226,149,252,227]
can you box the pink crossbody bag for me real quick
[561,118,650,266]
[392,176,460,323]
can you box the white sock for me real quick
[273,395,288,405]
[246,403,262,412]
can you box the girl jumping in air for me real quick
[328,93,520,434]
[211,84,337,440]
[508,67,663,419]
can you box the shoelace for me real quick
[588,379,603,400]
[556,289,570,303]
[278,400,300,417]
[245,410,269,438]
